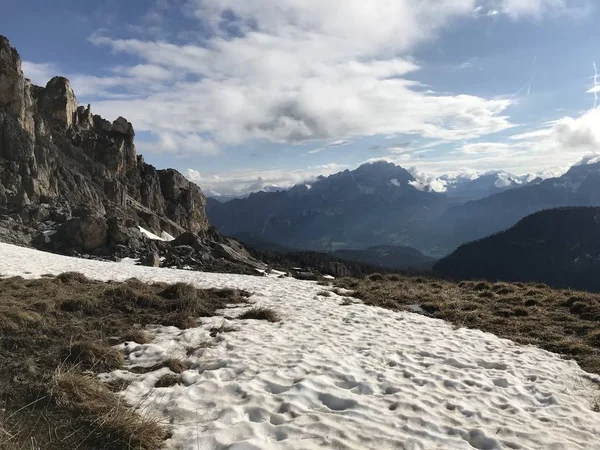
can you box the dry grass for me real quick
[317,290,332,297]
[335,274,600,376]
[154,374,181,388]
[0,274,249,450]
[238,307,281,323]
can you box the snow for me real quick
[139,226,174,242]
[42,229,57,243]
[161,231,175,242]
[1,242,599,449]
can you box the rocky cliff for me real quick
[0,35,210,248]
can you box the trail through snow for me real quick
[1,243,599,449]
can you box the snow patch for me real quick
[138,226,173,242]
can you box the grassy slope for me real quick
[0,273,253,450]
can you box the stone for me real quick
[111,116,134,136]
[172,245,195,257]
[171,232,205,251]
[143,251,160,267]
[56,216,109,253]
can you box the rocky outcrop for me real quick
[0,35,267,274]
[0,35,209,238]
[0,36,34,137]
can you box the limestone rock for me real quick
[143,251,160,267]
[111,116,134,136]
[171,232,205,251]
[57,215,109,253]
[0,36,34,136]
[39,77,78,128]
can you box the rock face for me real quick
[0,35,210,245]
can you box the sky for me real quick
[2,0,600,195]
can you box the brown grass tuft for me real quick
[56,272,89,283]
[154,374,181,388]
[238,307,281,323]
[64,341,125,372]
[48,371,167,450]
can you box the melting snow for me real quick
[0,243,599,449]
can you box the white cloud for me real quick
[552,108,600,150]
[307,139,352,154]
[408,167,448,192]
[509,128,553,140]
[138,132,219,156]
[21,61,58,86]
[574,153,600,165]
[459,142,514,155]
[186,163,349,196]
[49,0,523,155]
[500,0,591,19]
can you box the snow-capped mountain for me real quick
[441,171,530,200]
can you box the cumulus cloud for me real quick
[574,153,600,165]
[42,0,523,155]
[511,108,600,153]
[138,132,219,156]
[408,167,448,192]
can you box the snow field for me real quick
[0,243,599,449]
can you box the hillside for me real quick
[231,232,435,272]
[334,245,436,271]
[434,207,600,291]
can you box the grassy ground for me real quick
[334,274,600,377]
[0,273,255,450]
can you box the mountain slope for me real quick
[438,162,600,251]
[207,161,449,252]
[434,207,600,291]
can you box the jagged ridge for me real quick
[0,35,209,238]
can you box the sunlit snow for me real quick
[1,243,599,449]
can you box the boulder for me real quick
[55,216,109,253]
[142,251,160,267]
[107,216,142,246]
[171,232,205,251]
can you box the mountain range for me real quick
[207,162,451,253]
[207,159,600,257]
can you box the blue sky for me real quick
[3,0,600,195]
